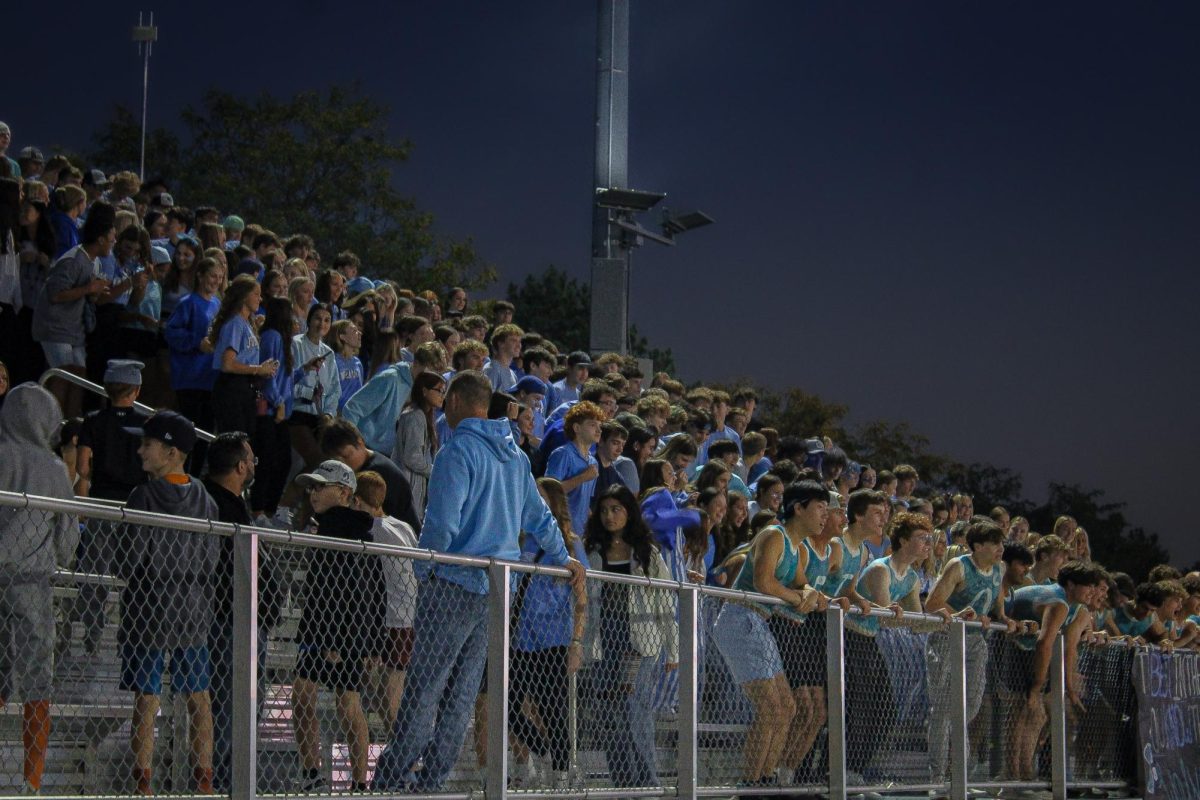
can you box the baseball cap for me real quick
[82,169,109,187]
[104,359,145,386]
[295,459,357,492]
[508,376,547,397]
[221,214,245,232]
[804,437,825,454]
[567,351,591,367]
[346,276,375,298]
[123,410,197,453]
[150,192,175,208]
[150,245,171,266]
[828,491,843,511]
[18,146,43,162]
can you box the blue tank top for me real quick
[835,536,867,596]
[1189,614,1200,627]
[732,526,800,609]
[802,538,834,593]
[848,556,919,636]
[1113,604,1154,637]
[945,554,1003,618]
[1009,583,1081,650]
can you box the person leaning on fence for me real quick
[0,382,80,794]
[582,484,679,789]
[201,431,282,793]
[114,410,219,795]
[923,519,1018,785]
[350,469,418,728]
[372,369,586,793]
[711,480,827,794]
[844,510,948,786]
[290,460,386,792]
[1001,559,1106,783]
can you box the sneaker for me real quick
[297,770,327,793]
[20,783,39,796]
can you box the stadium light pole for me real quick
[132,12,158,181]
[589,0,712,356]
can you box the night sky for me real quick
[8,2,1200,565]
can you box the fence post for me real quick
[677,584,700,800]
[948,620,968,800]
[486,562,512,800]
[826,606,847,800]
[231,529,259,800]
[1049,633,1068,800]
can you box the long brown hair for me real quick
[535,477,578,552]
[405,371,445,454]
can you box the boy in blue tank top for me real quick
[845,512,948,783]
[1003,560,1106,783]
[923,520,1018,783]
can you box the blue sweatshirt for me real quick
[163,292,220,391]
[335,353,364,412]
[259,329,299,416]
[341,361,413,454]
[417,417,570,594]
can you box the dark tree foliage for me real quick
[506,266,590,353]
[88,88,494,292]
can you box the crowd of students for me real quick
[0,139,1197,800]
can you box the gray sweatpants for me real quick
[926,629,988,781]
[0,572,55,701]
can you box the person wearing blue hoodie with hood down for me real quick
[0,383,80,794]
[373,370,586,793]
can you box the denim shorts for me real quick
[41,341,87,368]
[712,602,783,685]
[120,645,211,695]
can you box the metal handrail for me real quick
[38,367,217,442]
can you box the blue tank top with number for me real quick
[945,554,1003,618]
[732,526,799,610]
[835,536,867,596]
[848,556,918,636]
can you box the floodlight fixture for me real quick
[595,187,666,212]
[663,209,714,236]
[613,218,676,248]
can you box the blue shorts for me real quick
[712,602,783,685]
[121,645,211,695]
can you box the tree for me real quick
[629,325,676,375]
[757,387,849,441]
[88,88,494,291]
[87,104,182,182]
[506,266,590,353]
[844,419,949,482]
[935,461,1032,517]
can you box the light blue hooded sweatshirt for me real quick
[417,416,570,594]
[341,361,414,454]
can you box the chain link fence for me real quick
[0,490,1189,798]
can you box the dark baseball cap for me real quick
[567,351,591,367]
[123,410,197,453]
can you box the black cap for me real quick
[567,351,592,367]
[123,410,197,454]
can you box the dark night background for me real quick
[7,2,1199,565]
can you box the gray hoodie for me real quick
[0,383,79,577]
[116,474,219,649]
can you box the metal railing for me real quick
[37,368,217,443]
[0,489,1169,799]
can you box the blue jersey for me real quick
[776,537,835,623]
[1112,604,1155,638]
[733,526,799,611]
[945,554,1003,618]
[834,536,868,596]
[848,556,919,636]
[1009,583,1082,650]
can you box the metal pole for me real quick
[486,562,512,800]
[231,529,259,800]
[948,621,968,800]
[825,607,847,800]
[589,0,631,355]
[1049,634,1068,800]
[677,585,700,800]
[140,41,149,180]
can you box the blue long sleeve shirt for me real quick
[259,329,298,415]
[417,417,570,594]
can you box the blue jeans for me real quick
[372,576,489,791]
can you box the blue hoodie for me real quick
[341,361,414,454]
[163,292,220,391]
[417,417,570,594]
